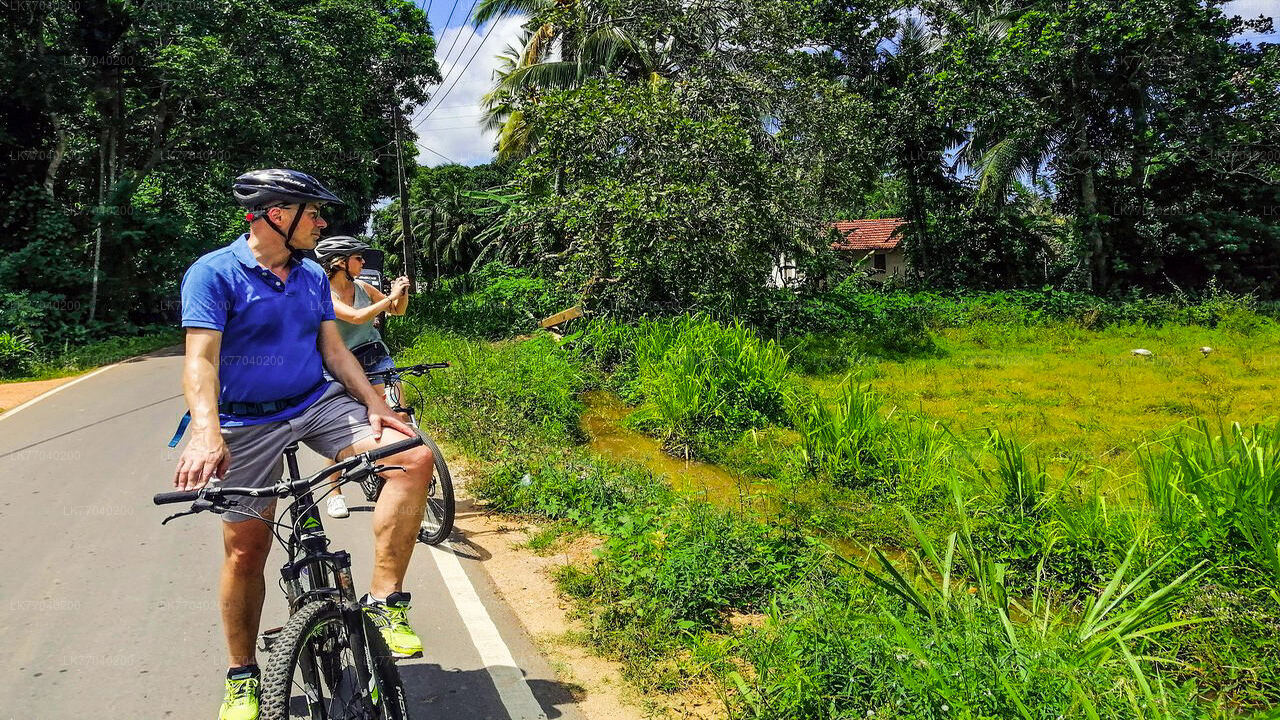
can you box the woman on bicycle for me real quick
[314,235,410,518]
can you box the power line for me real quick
[433,0,486,85]
[429,103,487,111]
[421,122,489,131]
[416,16,508,125]
[415,141,459,164]
[433,0,465,53]
[408,12,490,128]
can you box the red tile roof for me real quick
[831,218,906,252]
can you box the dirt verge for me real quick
[448,455,726,720]
[0,375,81,414]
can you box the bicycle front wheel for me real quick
[260,600,409,720]
[416,432,455,545]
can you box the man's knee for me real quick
[389,444,433,490]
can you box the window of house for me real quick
[873,253,887,272]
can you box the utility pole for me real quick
[391,94,417,291]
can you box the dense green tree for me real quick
[489,78,875,316]
[927,0,1279,292]
[372,163,511,280]
[1,0,439,344]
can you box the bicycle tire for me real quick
[416,432,455,545]
[260,599,409,720]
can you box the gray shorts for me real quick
[218,383,375,522]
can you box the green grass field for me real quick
[811,322,1280,478]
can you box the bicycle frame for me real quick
[277,442,357,610]
[274,443,381,715]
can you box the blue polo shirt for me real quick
[181,235,335,426]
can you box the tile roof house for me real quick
[768,218,910,288]
[831,218,907,279]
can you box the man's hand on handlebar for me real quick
[155,436,425,519]
[174,430,230,491]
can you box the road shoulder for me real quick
[0,374,84,414]
[450,457,723,720]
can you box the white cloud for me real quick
[1228,0,1278,20]
[410,15,528,167]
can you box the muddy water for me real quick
[580,391,914,568]
[579,390,771,509]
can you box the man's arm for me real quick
[174,328,230,490]
[318,321,414,440]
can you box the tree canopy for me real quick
[1,0,439,345]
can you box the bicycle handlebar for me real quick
[153,435,425,506]
[366,362,450,382]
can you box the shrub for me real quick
[399,330,586,457]
[385,262,570,345]
[0,331,36,378]
[624,316,794,457]
[471,455,670,526]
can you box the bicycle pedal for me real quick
[258,626,283,653]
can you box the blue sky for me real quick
[407,0,1277,168]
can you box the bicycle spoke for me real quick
[283,620,375,719]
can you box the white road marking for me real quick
[427,540,549,720]
[0,363,120,422]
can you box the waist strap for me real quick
[167,381,327,447]
[219,380,327,418]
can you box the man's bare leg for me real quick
[220,503,276,667]
[324,383,390,511]
[338,431,432,597]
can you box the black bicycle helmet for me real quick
[314,236,371,268]
[233,169,345,253]
[233,169,344,210]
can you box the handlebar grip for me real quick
[154,490,201,505]
[365,435,425,463]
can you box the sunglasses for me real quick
[350,255,365,262]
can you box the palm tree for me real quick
[938,0,1115,289]
[473,0,676,161]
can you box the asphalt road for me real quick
[0,348,580,720]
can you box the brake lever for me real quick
[161,497,217,525]
[371,465,405,475]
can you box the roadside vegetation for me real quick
[0,327,181,383]
[386,266,1280,718]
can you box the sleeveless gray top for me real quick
[335,281,383,349]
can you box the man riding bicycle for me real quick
[173,168,434,720]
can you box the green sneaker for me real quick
[362,592,424,658]
[218,669,260,720]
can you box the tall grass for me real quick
[732,484,1208,719]
[984,431,1054,519]
[1139,420,1280,585]
[624,316,794,456]
[789,379,885,488]
[393,299,1280,712]
[399,329,586,458]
